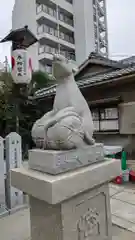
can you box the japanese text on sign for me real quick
[16,53,27,77]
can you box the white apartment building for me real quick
[12,0,108,74]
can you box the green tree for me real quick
[0,72,14,136]
[28,70,55,96]
[0,70,52,145]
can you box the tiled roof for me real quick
[34,65,135,100]
[79,52,122,68]
[75,52,123,78]
[119,56,135,66]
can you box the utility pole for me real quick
[4,56,8,73]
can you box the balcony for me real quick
[59,31,75,49]
[37,24,75,49]
[58,12,74,32]
[37,24,58,43]
[57,6,74,31]
[59,31,74,44]
[38,44,58,61]
[59,13,73,26]
[49,0,73,14]
[60,49,76,61]
[38,44,76,68]
[60,49,77,68]
[36,4,57,24]
[36,4,57,17]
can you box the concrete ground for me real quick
[0,208,135,240]
[110,183,135,232]
[112,225,135,240]
[1,182,135,239]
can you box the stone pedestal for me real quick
[29,144,104,175]
[11,159,121,240]
[5,133,23,211]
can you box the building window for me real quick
[59,12,73,26]
[36,4,56,18]
[60,49,76,61]
[36,4,42,14]
[59,13,64,21]
[37,24,58,37]
[59,31,74,44]
[38,45,45,54]
[91,107,119,132]
[45,65,52,74]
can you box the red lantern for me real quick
[11,49,32,84]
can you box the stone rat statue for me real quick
[32,55,95,150]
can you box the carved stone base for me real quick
[11,159,121,240]
[29,184,112,240]
[28,144,104,175]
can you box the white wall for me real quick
[73,0,95,65]
[12,0,39,71]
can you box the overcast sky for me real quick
[0,0,134,64]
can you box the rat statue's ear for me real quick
[53,54,66,62]
[72,67,78,73]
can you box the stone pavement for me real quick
[0,209,30,240]
[112,225,134,240]
[1,183,135,240]
[110,183,135,232]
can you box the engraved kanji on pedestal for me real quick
[5,133,23,210]
[77,208,100,240]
